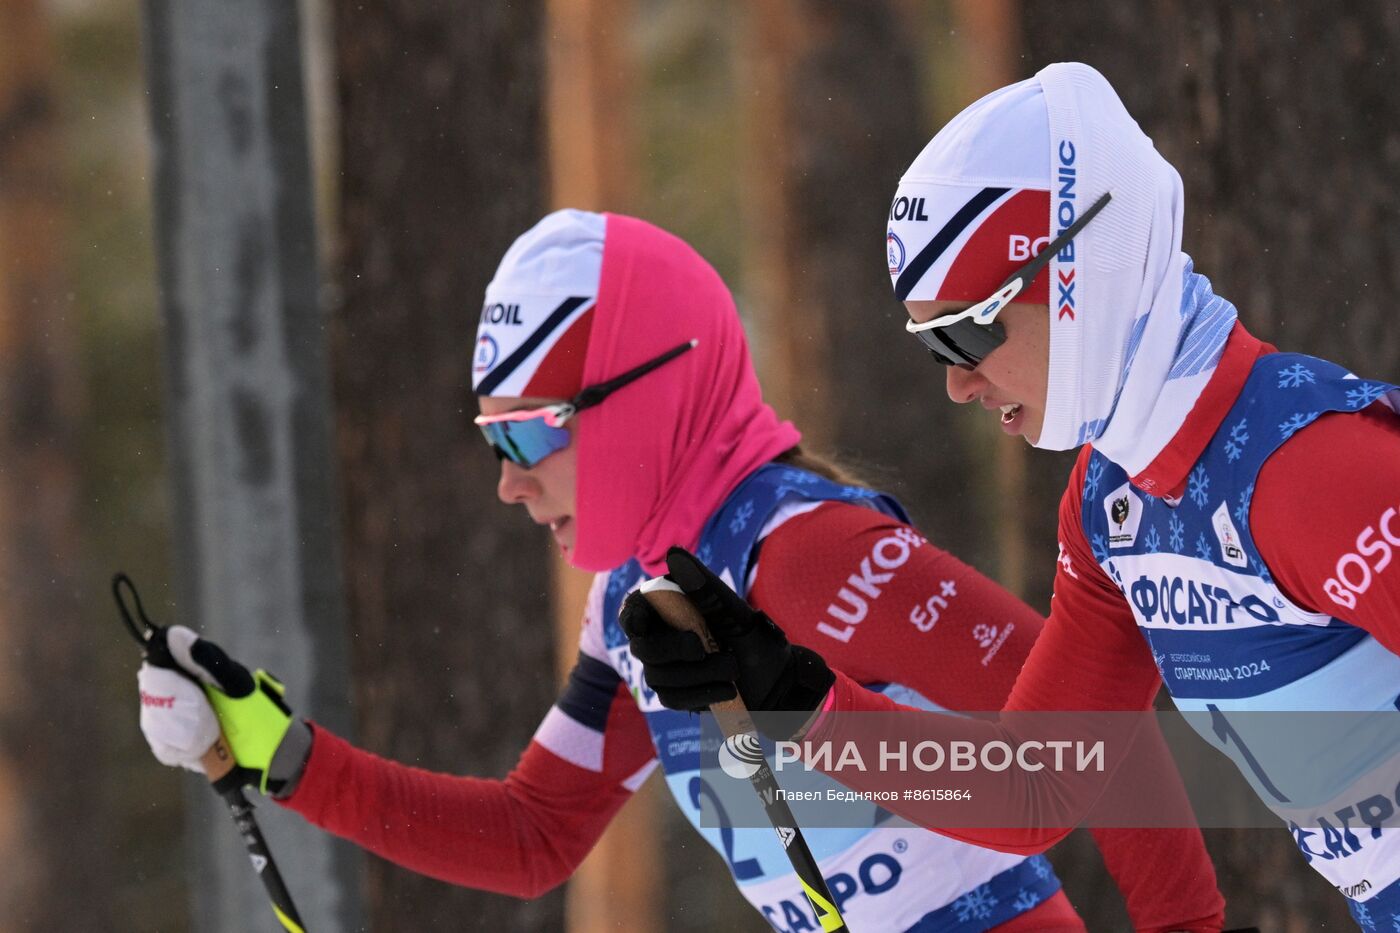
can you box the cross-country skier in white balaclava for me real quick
[627,62,1400,930]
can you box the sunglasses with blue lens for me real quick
[474,339,697,468]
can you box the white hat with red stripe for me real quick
[474,209,603,399]
[888,78,1051,305]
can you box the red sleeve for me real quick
[1252,404,1400,647]
[749,501,1044,710]
[754,495,1223,932]
[279,672,655,899]
[1006,448,1165,714]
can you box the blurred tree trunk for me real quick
[949,0,1030,601]
[739,0,824,445]
[141,0,362,923]
[0,1,107,928]
[331,3,560,930]
[740,1,994,569]
[1023,4,1400,929]
[544,2,664,931]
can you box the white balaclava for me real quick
[889,62,1232,476]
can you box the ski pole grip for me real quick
[139,627,241,786]
[640,576,721,650]
[201,731,239,784]
[639,577,751,724]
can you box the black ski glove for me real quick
[619,546,834,720]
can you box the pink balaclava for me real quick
[475,210,800,574]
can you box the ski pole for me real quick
[114,573,308,933]
[641,577,849,933]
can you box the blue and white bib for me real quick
[602,464,1061,932]
[1080,353,1400,913]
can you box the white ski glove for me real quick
[136,624,312,796]
[138,659,220,772]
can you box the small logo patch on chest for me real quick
[1212,501,1249,568]
[1104,481,1144,548]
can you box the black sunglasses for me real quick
[905,190,1112,369]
